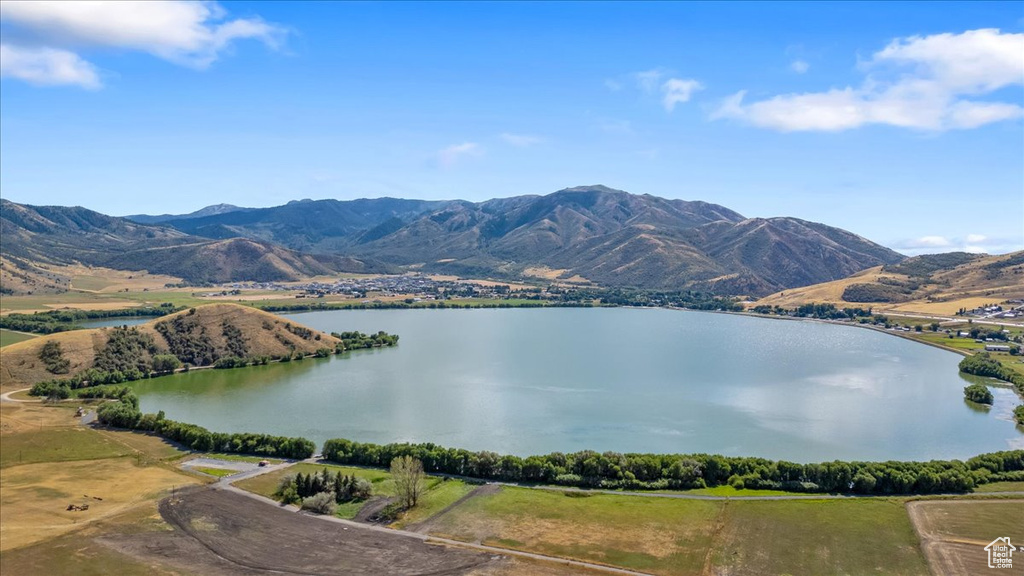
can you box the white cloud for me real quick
[437,142,482,167]
[892,233,1022,256]
[662,78,703,111]
[790,60,809,74]
[0,1,285,88]
[714,28,1024,132]
[624,69,704,111]
[500,133,543,147]
[907,236,953,248]
[603,78,623,91]
[0,44,100,88]
[634,69,665,93]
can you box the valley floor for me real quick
[3,396,1022,576]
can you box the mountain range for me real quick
[2,186,907,295]
[0,199,386,284]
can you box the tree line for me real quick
[95,391,315,459]
[960,353,1024,393]
[322,438,1024,495]
[331,330,400,350]
[0,304,181,334]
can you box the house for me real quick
[985,344,1011,352]
[985,537,1016,569]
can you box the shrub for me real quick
[300,491,337,515]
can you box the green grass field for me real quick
[428,486,723,575]
[671,485,809,497]
[424,486,934,576]
[974,481,1024,493]
[0,328,37,347]
[712,499,929,576]
[392,478,478,529]
[0,428,132,468]
[194,466,236,477]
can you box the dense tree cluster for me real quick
[221,321,249,358]
[284,323,315,340]
[275,468,373,507]
[331,331,400,351]
[322,439,1024,495]
[959,353,1024,393]
[38,340,70,374]
[93,327,157,375]
[155,311,218,366]
[752,303,872,321]
[963,383,994,405]
[792,303,872,320]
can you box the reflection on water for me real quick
[132,308,1023,462]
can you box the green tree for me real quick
[391,455,425,508]
[151,354,182,373]
[963,383,994,405]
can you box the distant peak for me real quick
[557,184,625,194]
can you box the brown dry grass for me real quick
[0,458,200,551]
[756,266,896,308]
[0,329,108,392]
[756,251,1024,316]
[0,402,79,433]
[887,297,1019,316]
[59,264,184,293]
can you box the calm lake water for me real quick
[132,308,1023,462]
[79,317,150,329]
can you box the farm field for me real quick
[709,499,929,576]
[907,499,1024,576]
[424,486,939,576]
[0,328,36,347]
[0,399,200,553]
[427,486,723,575]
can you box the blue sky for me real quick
[1,1,1022,255]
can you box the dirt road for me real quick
[106,486,496,575]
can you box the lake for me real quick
[132,308,1023,463]
[79,317,151,329]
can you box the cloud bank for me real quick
[713,29,1024,132]
[0,1,286,88]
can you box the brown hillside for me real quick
[756,251,1024,314]
[0,304,340,391]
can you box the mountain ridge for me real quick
[3,187,907,296]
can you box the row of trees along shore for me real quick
[91,388,315,459]
[0,304,182,334]
[323,439,1024,495]
[46,385,1024,495]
